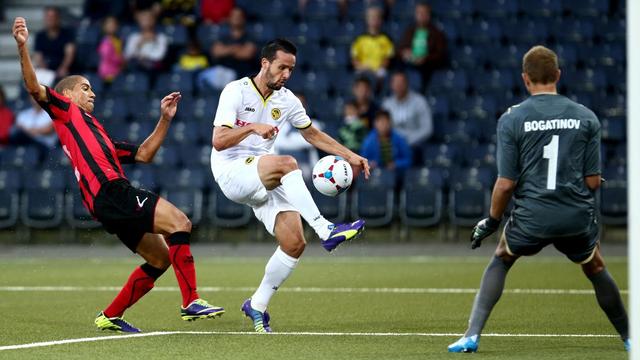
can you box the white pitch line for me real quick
[0,286,628,295]
[0,331,619,352]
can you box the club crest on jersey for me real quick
[245,156,255,164]
[271,108,281,120]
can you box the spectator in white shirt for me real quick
[124,9,168,72]
[10,97,58,159]
[382,70,432,165]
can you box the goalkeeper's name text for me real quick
[523,118,581,132]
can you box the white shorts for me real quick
[212,155,297,235]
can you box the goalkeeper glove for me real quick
[470,216,501,249]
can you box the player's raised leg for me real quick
[257,155,365,251]
[95,233,169,333]
[243,211,303,332]
[448,236,519,353]
[581,247,629,350]
[153,197,225,321]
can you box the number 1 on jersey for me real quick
[543,135,559,190]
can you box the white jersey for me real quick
[211,77,312,178]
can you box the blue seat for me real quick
[0,146,40,169]
[428,96,450,120]
[196,23,223,50]
[309,180,347,223]
[166,121,201,146]
[21,169,66,228]
[161,24,188,47]
[124,166,157,191]
[249,22,276,43]
[208,183,252,228]
[110,72,150,95]
[505,19,549,44]
[320,45,350,70]
[441,121,480,143]
[431,0,472,19]
[600,181,627,225]
[153,72,194,96]
[290,22,323,45]
[563,0,608,17]
[475,0,518,18]
[151,145,179,168]
[461,20,502,44]
[429,70,468,93]
[463,143,497,168]
[519,0,562,17]
[448,182,491,231]
[93,96,128,121]
[422,143,460,168]
[400,167,444,228]
[179,144,212,168]
[553,19,594,43]
[601,116,625,143]
[450,166,496,188]
[162,189,204,225]
[451,45,488,70]
[0,169,22,229]
[193,96,219,122]
[157,167,208,191]
[75,22,101,46]
[65,191,101,229]
[351,169,395,227]
[303,0,340,20]
[493,44,527,69]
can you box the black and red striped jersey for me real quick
[38,86,139,214]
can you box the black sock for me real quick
[588,268,629,340]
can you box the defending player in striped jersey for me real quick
[210,39,369,332]
[447,46,629,353]
[14,17,224,333]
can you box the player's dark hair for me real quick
[54,75,84,94]
[353,75,372,87]
[522,45,559,85]
[261,38,297,62]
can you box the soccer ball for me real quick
[312,155,353,196]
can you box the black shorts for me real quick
[503,217,599,264]
[93,179,159,253]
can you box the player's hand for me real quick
[251,124,277,139]
[347,153,370,180]
[160,92,181,121]
[13,17,29,46]
[470,217,501,249]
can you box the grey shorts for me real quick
[502,217,599,264]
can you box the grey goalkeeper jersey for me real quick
[497,94,601,238]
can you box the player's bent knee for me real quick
[281,155,299,173]
[281,240,305,258]
[170,211,192,233]
[148,256,171,271]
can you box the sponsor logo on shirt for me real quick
[245,156,255,164]
[245,107,255,112]
[271,108,281,120]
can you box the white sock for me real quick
[280,169,333,240]
[251,247,299,312]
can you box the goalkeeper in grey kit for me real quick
[447,45,629,353]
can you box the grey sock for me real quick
[465,255,513,337]
[588,269,629,340]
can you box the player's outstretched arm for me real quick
[135,92,181,163]
[300,125,370,179]
[13,17,46,103]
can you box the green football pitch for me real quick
[0,250,628,359]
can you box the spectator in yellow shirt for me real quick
[350,6,394,85]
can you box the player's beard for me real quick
[266,68,283,90]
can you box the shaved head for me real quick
[54,75,85,94]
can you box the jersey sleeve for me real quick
[583,117,601,176]
[38,86,72,123]
[496,113,519,180]
[213,82,242,128]
[113,141,139,164]
[288,94,312,130]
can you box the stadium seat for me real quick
[110,73,150,95]
[518,0,562,17]
[429,70,468,93]
[65,191,101,229]
[460,20,502,44]
[351,169,395,227]
[153,72,194,96]
[166,121,202,146]
[151,145,180,169]
[563,0,609,17]
[423,143,460,168]
[303,0,340,21]
[475,0,518,19]
[161,24,188,47]
[400,167,444,228]
[157,167,208,192]
[600,180,627,226]
[431,0,473,19]
[207,183,252,228]
[463,143,497,168]
[124,166,157,191]
[196,23,223,50]
[448,182,491,239]
[309,180,348,223]
[193,96,219,122]
[601,116,626,143]
[0,146,40,169]
[161,189,204,226]
[289,22,323,45]
[178,144,212,168]
[450,166,496,188]
[249,22,277,43]
[20,169,66,228]
[0,169,22,229]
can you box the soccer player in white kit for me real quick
[210,39,370,332]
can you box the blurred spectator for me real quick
[210,7,257,78]
[338,101,368,153]
[177,39,209,72]
[97,16,125,82]
[0,86,14,146]
[124,9,168,72]
[397,2,447,90]
[9,97,57,158]
[360,110,412,186]
[200,0,234,24]
[350,6,394,85]
[274,93,321,175]
[158,0,197,26]
[351,76,380,129]
[83,0,129,23]
[382,71,432,165]
[34,7,76,80]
